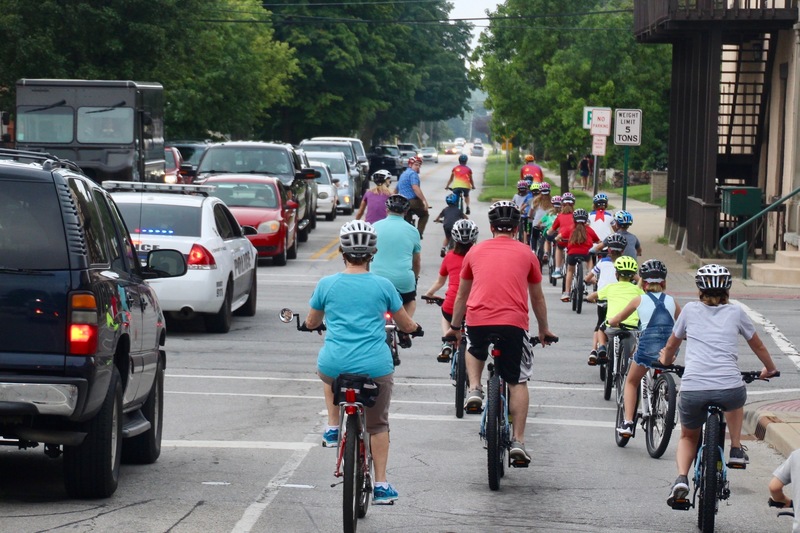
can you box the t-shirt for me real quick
[673,301,757,392]
[512,192,532,215]
[396,168,420,199]
[604,229,641,259]
[592,257,617,292]
[450,165,473,189]
[540,211,556,232]
[362,189,390,224]
[563,225,600,256]
[550,212,575,243]
[438,205,463,233]
[460,237,542,330]
[439,251,466,314]
[589,209,614,242]
[520,163,543,182]
[371,214,422,293]
[598,280,644,328]
[772,448,800,533]
[310,272,403,378]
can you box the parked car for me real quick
[310,136,369,188]
[368,144,404,177]
[164,146,185,184]
[420,146,439,163]
[0,149,186,498]
[204,176,299,266]
[470,144,485,157]
[107,181,258,333]
[397,143,421,167]
[308,161,339,221]
[169,140,212,180]
[188,141,317,242]
[299,139,363,205]
[306,151,354,215]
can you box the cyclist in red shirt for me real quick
[444,154,475,214]
[559,209,601,302]
[520,154,544,183]
[546,191,576,278]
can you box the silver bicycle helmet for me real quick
[488,200,521,230]
[339,220,377,257]
[640,259,668,282]
[451,219,479,244]
[695,264,732,290]
[606,233,627,251]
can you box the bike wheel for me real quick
[698,414,721,532]
[614,389,631,448]
[454,340,467,419]
[614,338,628,405]
[646,373,677,459]
[486,374,502,491]
[603,347,614,401]
[342,414,360,533]
[357,433,372,518]
[575,264,584,314]
[599,360,606,382]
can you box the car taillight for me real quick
[69,293,98,355]
[188,244,217,269]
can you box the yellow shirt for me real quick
[598,280,644,328]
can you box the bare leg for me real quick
[508,382,529,442]
[725,407,744,448]
[403,299,416,318]
[466,350,485,392]
[624,364,647,422]
[323,383,338,427]
[371,431,390,482]
[564,264,575,295]
[676,426,702,476]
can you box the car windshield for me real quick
[301,143,354,163]
[379,146,400,156]
[198,147,293,175]
[210,183,278,208]
[311,166,332,185]
[308,154,347,175]
[421,147,435,153]
[116,203,202,237]
[164,149,177,169]
[174,144,207,165]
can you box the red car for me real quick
[204,176,299,266]
[164,146,187,183]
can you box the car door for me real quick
[212,201,253,303]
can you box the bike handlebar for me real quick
[650,362,779,382]
[531,335,559,347]
[421,295,444,306]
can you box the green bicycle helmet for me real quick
[614,256,639,276]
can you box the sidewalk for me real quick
[542,169,800,458]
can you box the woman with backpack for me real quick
[607,259,681,437]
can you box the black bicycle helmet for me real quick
[606,233,627,252]
[488,200,520,231]
[573,208,589,224]
[695,264,732,290]
[386,194,410,214]
[640,259,668,282]
[451,219,479,244]
[339,220,377,257]
[372,169,392,185]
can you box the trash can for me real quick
[720,186,762,217]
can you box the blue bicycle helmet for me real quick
[445,193,459,206]
[593,193,608,205]
[614,210,633,226]
[458,154,468,164]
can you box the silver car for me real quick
[304,151,354,214]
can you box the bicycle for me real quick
[421,295,469,418]
[615,361,680,458]
[603,325,638,402]
[768,497,794,520]
[667,365,780,533]
[445,187,468,216]
[481,334,558,491]
[279,308,373,532]
[384,312,402,367]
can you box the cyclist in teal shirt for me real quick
[305,220,420,505]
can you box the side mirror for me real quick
[241,225,258,236]
[357,155,368,164]
[287,200,299,210]
[141,112,153,126]
[279,308,296,323]
[296,168,317,180]
[180,163,196,176]
[332,178,340,184]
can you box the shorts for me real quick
[399,290,416,305]
[466,325,533,384]
[452,187,470,198]
[443,224,454,239]
[594,301,607,331]
[679,387,747,430]
[567,253,589,266]
[442,309,453,323]
[318,372,394,435]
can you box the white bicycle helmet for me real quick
[372,169,392,185]
[339,220,377,257]
[451,219,479,244]
[695,264,732,290]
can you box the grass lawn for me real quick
[610,184,667,208]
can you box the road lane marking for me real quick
[735,299,800,370]
[310,236,339,259]
[389,413,613,427]
[163,440,315,450]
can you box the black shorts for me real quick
[399,290,416,305]
[452,187,470,198]
[594,301,607,331]
[567,254,590,266]
[442,309,453,323]
[467,325,533,384]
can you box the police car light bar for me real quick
[102,181,216,195]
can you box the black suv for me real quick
[368,144,404,177]
[189,141,318,241]
[0,149,186,498]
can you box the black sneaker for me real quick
[667,475,690,507]
[465,207,471,215]
[616,420,634,438]
[587,350,598,366]
[728,446,749,467]
[597,347,608,364]
[397,331,412,349]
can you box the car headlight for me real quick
[257,220,281,234]
[342,194,351,205]
[164,173,178,184]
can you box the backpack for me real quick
[636,293,674,360]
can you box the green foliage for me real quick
[474,0,671,170]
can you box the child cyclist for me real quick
[608,259,681,437]
[434,193,467,257]
[541,194,562,263]
[512,180,533,243]
[585,233,626,365]
[659,264,779,508]
[593,210,642,260]
[529,182,552,253]
[560,208,601,302]
[547,191,576,278]
[423,219,480,361]
[586,256,644,365]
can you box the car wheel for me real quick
[235,271,257,317]
[63,367,123,498]
[298,223,309,243]
[287,231,298,260]
[310,207,317,229]
[204,281,232,333]
[343,207,353,215]
[122,355,164,464]
[273,241,287,266]
[325,210,335,221]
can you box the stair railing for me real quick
[719,185,800,279]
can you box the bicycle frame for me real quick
[334,395,371,481]
[384,313,400,367]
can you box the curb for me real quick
[744,404,800,459]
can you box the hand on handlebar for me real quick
[410,323,424,338]
[298,322,326,333]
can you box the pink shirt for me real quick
[439,252,465,314]
[363,190,390,224]
[460,237,542,330]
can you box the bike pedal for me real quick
[511,460,530,468]
[670,499,691,511]
[437,355,451,363]
[727,462,747,470]
[465,405,483,414]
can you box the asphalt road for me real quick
[0,152,797,532]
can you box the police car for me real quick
[105,182,258,333]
